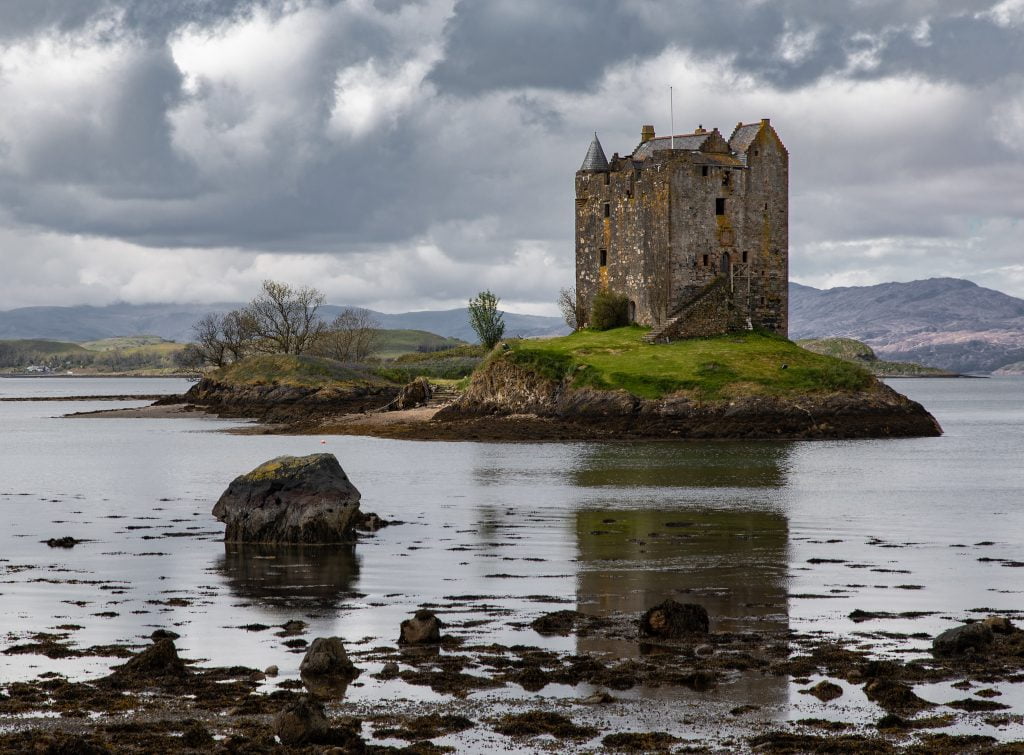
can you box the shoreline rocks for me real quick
[433,357,943,440]
[212,454,361,543]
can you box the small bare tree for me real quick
[313,308,380,363]
[191,313,230,367]
[245,280,325,355]
[558,286,585,331]
[221,309,255,362]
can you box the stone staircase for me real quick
[642,275,751,343]
[642,312,685,344]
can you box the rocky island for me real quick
[147,328,941,441]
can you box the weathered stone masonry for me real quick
[575,119,789,339]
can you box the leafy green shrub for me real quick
[590,291,629,330]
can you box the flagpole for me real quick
[670,86,675,150]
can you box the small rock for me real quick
[274,696,330,746]
[280,619,308,635]
[398,610,443,645]
[639,599,709,638]
[393,377,432,410]
[531,610,586,636]
[932,622,994,657]
[982,615,1014,634]
[378,662,399,680]
[695,644,714,657]
[110,639,188,683]
[249,670,266,682]
[264,665,279,677]
[354,511,391,532]
[46,536,80,548]
[580,691,614,705]
[803,680,844,702]
[150,629,180,641]
[299,637,356,678]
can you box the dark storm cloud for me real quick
[430,0,1015,93]
[0,0,1023,307]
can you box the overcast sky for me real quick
[0,0,1022,314]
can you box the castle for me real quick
[575,119,788,341]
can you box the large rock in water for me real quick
[212,454,360,543]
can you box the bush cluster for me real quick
[589,291,630,331]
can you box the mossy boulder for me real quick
[212,454,361,543]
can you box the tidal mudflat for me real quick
[1,377,1023,752]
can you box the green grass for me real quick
[373,343,486,382]
[370,329,466,358]
[0,339,90,355]
[210,354,393,388]
[499,327,874,400]
[80,336,182,352]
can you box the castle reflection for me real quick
[570,442,793,704]
[216,543,361,614]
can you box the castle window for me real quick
[760,296,766,306]
[754,150,759,157]
[722,171,730,187]
[715,198,726,215]
[603,172,610,186]
[701,166,708,177]
[742,251,748,263]
[764,202,768,210]
[599,249,607,266]
[702,254,709,266]
[603,203,610,218]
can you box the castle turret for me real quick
[579,133,609,171]
[640,124,655,143]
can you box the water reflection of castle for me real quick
[571,443,792,703]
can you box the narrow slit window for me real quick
[701,166,709,177]
[742,251,748,263]
[715,198,726,215]
[702,254,709,266]
[599,249,607,266]
[603,203,610,218]
[722,171,730,187]
[603,172,610,186]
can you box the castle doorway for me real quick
[720,252,731,273]
[628,300,636,323]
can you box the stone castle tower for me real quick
[575,119,788,340]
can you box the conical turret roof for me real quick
[579,133,609,171]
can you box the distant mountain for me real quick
[0,302,569,344]
[4,277,1022,372]
[790,278,1024,373]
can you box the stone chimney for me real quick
[640,124,655,143]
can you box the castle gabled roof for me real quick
[729,123,761,155]
[579,133,609,171]
[632,133,711,160]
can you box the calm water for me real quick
[1,376,1022,743]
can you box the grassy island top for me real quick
[208,354,391,388]
[499,327,875,400]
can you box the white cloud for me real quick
[776,22,820,65]
[980,0,1024,27]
